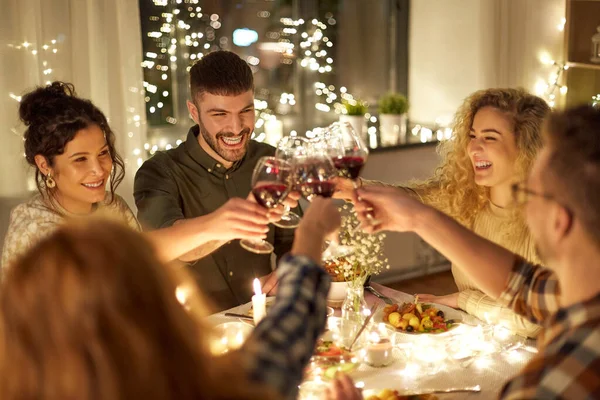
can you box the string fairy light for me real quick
[534,17,568,108]
[7,36,63,103]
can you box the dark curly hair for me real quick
[19,81,124,203]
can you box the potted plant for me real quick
[378,93,409,145]
[340,98,368,143]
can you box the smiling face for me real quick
[187,90,255,167]
[467,106,519,189]
[35,124,112,214]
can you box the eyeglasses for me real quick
[510,182,555,206]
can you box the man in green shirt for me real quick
[134,51,300,311]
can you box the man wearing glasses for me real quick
[354,105,600,399]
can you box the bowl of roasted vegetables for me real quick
[381,299,457,335]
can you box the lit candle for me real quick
[252,278,266,325]
[364,330,394,367]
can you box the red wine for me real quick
[252,183,289,208]
[333,156,365,180]
[299,180,336,200]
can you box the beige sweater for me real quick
[364,178,542,338]
[1,194,140,272]
[453,202,542,338]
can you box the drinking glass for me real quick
[299,140,354,260]
[273,136,309,228]
[240,156,292,254]
[327,122,380,226]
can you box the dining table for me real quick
[207,282,538,400]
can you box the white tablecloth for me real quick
[208,283,537,399]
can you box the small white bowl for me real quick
[327,281,348,302]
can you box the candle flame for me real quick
[253,278,262,296]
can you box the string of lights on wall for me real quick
[535,18,568,108]
[7,37,63,104]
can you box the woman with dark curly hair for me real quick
[1,82,272,271]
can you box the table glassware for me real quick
[362,323,398,367]
[305,317,367,381]
[273,136,309,228]
[240,156,292,254]
[299,137,355,260]
[326,122,380,227]
[209,322,253,355]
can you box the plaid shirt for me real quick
[241,254,330,400]
[498,257,600,399]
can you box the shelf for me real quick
[567,62,600,71]
[565,0,600,64]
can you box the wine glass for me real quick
[297,141,355,261]
[272,136,309,228]
[240,157,292,254]
[294,152,338,202]
[326,121,380,226]
[327,121,369,185]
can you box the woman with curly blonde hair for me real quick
[338,88,550,338]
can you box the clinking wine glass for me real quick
[240,157,292,254]
[272,136,309,228]
[295,145,354,261]
[327,121,380,227]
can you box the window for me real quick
[139,0,409,153]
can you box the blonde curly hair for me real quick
[415,88,550,228]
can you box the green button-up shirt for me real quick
[134,126,297,311]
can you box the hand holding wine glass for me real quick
[327,122,380,227]
[272,136,310,228]
[293,138,354,260]
[240,157,293,254]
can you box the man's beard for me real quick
[198,121,251,163]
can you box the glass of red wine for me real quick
[296,144,355,261]
[294,152,338,201]
[240,157,292,254]
[273,136,309,228]
[326,121,380,227]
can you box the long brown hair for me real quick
[415,88,550,227]
[0,219,273,400]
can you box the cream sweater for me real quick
[364,178,542,338]
[453,203,542,338]
[1,194,140,272]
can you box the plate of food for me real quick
[305,317,365,380]
[379,298,461,335]
[363,389,438,400]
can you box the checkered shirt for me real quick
[499,257,600,399]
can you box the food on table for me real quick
[382,300,452,333]
[315,340,349,357]
[306,338,358,380]
[323,257,362,282]
[365,389,438,400]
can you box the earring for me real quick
[45,173,56,188]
